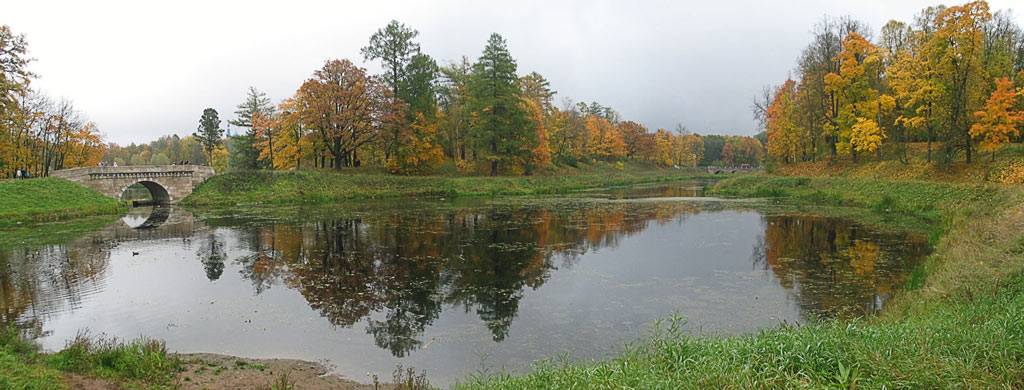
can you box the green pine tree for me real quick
[193,108,223,164]
[469,33,534,176]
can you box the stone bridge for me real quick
[702,166,766,174]
[51,165,216,204]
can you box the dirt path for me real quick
[176,353,374,390]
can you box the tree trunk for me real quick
[927,123,932,163]
[490,140,498,176]
[966,133,972,163]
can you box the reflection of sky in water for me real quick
[120,208,154,228]
[0,188,927,386]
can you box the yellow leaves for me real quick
[210,145,229,172]
[994,160,1024,184]
[584,116,626,161]
[766,79,802,164]
[823,73,845,93]
[878,94,896,114]
[848,241,880,275]
[522,98,552,169]
[386,113,444,175]
[850,117,884,153]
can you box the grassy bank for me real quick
[0,329,182,390]
[455,175,1024,389]
[0,178,123,227]
[183,166,710,206]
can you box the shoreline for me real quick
[173,353,374,390]
[182,167,718,206]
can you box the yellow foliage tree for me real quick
[766,79,801,164]
[210,145,229,172]
[386,113,445,175]
[849,117,884,154]
[523,99,551,170]
[585,116,625,160]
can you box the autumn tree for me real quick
[193,108,224,165]
[825,32,885,161]
[387,113,445,174]
[522,98,551,171]
[678,134,705,167]
[926,1,991,163]
[970,77,1023,160]
[520,72,556,114]
[468,33,535,176]
[766,80,802,164]
[262,97,311,170]
[296,59,395,169]
[617,121,648,159]
[796,16,872,161]
[585,116,625,160]
[0,25,35,175]
[652,129,675,166]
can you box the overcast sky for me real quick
[7,0,1023,145]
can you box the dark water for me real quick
[0,182,928,385]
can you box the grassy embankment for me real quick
[455,152,1024,388]
[183,164,710,206]
[0,178,123,227]
[0,330,182,390]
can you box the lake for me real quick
[0,181,928,385]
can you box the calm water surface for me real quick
[0,181,928,385]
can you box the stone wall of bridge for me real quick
[51,165,216,204]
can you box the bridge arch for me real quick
[50,165,217,204]
[118,180,172,204]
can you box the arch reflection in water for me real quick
[120,206,171,229]
[0,196,929,385]
[0,206,197,336]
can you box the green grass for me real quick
[0,329,64,390]
[0,328,182,390]
[0,178,123,227]
[183,167,715,206]
[456,279,1024,389]
[48,332,182,386]
[456,174,1024,389]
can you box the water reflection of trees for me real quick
[0,242,112,337]
[230,201,707,357]
[752,215,929,319]
[0,207,196,335]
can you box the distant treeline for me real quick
[185,22,764,175]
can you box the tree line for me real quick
[208,22,764,175]
[758,1,1024,167]
[1,22,767,178]
[0,26,105,178]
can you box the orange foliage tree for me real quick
[970,77,1023,161]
